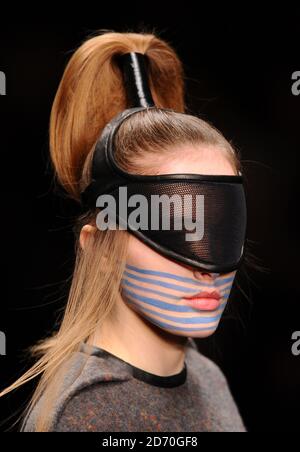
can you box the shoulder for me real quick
[187,337,235,393]
[186,338,246,432]
[186,337,227,382]
[54,378,128,432]
[22,345,132,432]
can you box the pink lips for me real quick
[182,290,221,311]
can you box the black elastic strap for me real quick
[115,52,156,108]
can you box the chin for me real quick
[160,325,219,339]
[187,329,218,339]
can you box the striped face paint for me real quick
[120,262,237,338]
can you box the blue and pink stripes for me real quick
[121,264,236,335]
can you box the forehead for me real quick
[142,145,236,176]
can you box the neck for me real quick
[88,292,188,376]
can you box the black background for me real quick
[0,6,299,432]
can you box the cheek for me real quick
[126,241,154,268]
[126,235,176,273]
[219,271,236,298]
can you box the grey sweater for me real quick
[22,338,246,432]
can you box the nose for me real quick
[193,268,220,281]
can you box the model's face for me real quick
[120,145,238,338]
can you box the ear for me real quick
[79,224,97,250]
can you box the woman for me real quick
[1,30,248,432]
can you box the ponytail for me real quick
[50,30,186,200]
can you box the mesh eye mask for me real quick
[80,52,247,273]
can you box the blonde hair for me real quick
[0,29,244,431]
